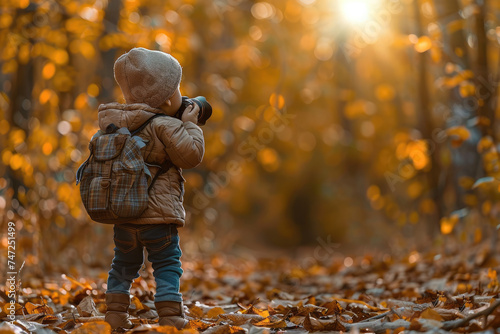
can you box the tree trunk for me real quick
[413,0,442,234]
[433,0,481,210]
[99,0,122,102]
[472,3,495,138]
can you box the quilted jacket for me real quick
[97,102,205,226]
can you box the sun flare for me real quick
[339,0,371,24]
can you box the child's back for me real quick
[95,47,204,330]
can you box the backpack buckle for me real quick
[100,179,111,188]
[106,123,119,134]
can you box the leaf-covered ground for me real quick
[1,241,500,333]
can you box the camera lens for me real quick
[191,96,212,126]
[175,96,212,125]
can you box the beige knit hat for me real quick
[113,47,182,108]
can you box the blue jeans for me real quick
[106,224,183,302]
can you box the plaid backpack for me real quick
[76,114,173,224]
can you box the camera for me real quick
[175,96,212,125]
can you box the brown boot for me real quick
[105,293,134,330]
[155,301,188,329]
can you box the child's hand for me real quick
[181,103,200,124]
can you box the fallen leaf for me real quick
[131,296,145,312]
[72,321,111,334]
[254,315,287,328]
[202,324,245,334]
[0,322,24,334]
[303,313,346,332]
[240,305,269,317]
[2,302,23,315]
[420,308,444,321]
[289,315,305,325]
[188,319,213,331]
[77,296,98,317]
[206,307,225,319]
[219,313,265,325]
[187,305,204,318]
[25,302,54,315]
[323,300,343,315]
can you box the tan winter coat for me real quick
[98,102,205,226]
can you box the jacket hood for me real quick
[98,102,165,132]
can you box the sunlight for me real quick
[339,0,372,24]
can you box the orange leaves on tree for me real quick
[39,89,52,105]
[52,49,69,66]
[439,70,474,88]
[74,93,89,109]
[406,140,430,170]
[69,40,96,59]
[375,84,396,102]
[477,136,495,153]
[470,116,491,128]
[42,63,56,80]
[414,36,432,53]
[440,214,459,235]
[65,17,90,35]
[7,153,24,171]
[477,136,500,178]
[447,19,466,35]
[446,126,470,147]
[459,81,476,98]
[257,148,280,172]
[87,84,100,98]
[269,93,285,109]
[458,176,475,190]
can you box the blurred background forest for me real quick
[1,0,500,277]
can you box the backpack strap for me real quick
[77,113,177,189]
[131,113,166,136]
[148,160,176,191]
[76,151,91,185]
[131,114,178,192]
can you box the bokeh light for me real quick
[339,0,372,24]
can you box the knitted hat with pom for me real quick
[113,47,182,108]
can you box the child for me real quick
[99,47,204,330]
